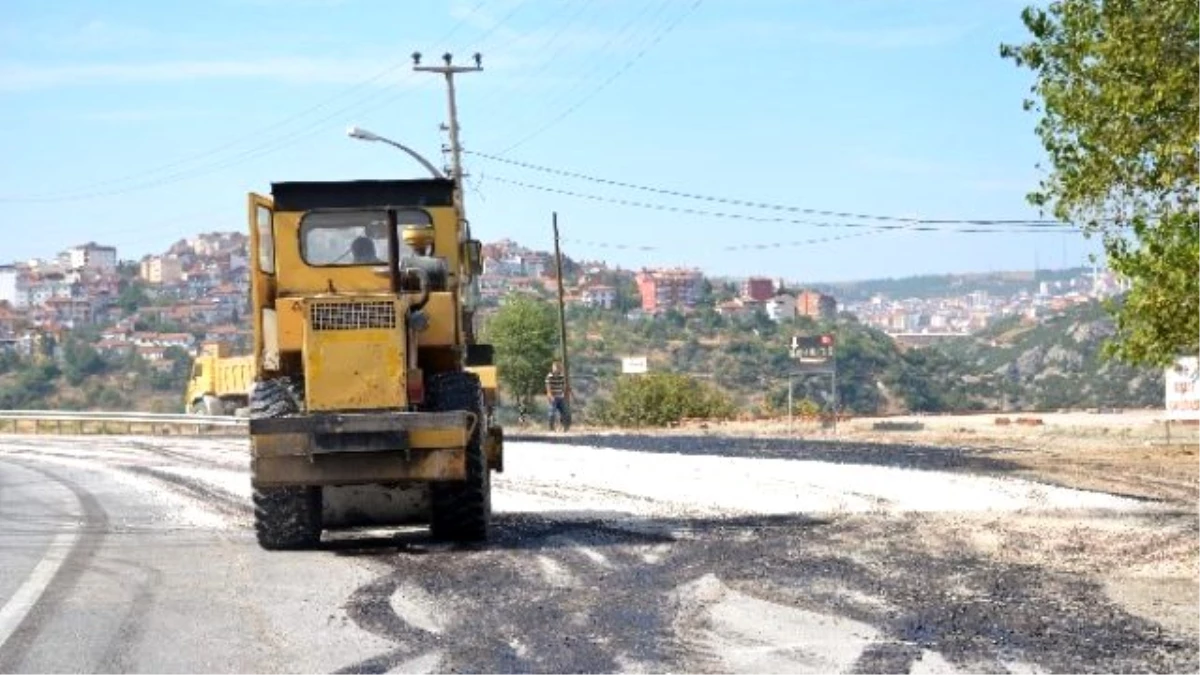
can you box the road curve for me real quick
[0,452,395,673]
[0,434,1193,674]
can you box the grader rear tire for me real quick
[248,377,303,419]
[427,371,491,543]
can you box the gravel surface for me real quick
[507,432,1025,471]
[0,433,1194,673]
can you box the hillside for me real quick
[0,292,1161,420]
[935,300,1164,410]
[554,308,988,421]
[498,299,1163,423]
[0,338,189,413]
[814,266,1089,302]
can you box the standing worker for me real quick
[545,361,570,432]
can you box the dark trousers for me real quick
[548,396,571,431]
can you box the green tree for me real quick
[696,278,715,308]
[614,276,641,313]
[0,350,18,376]
[60,338,107,386]
[1001,0,1199,366]
[117,280,151,314]
[148,346,192,393]
[483,293,558,409]
[0,362,60,409]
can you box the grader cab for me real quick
[246,178,502,549]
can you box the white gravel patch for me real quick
[534,554,576,588]
[388,582,451,635]
[0,448,231,530]
[672,574,889,673]
[495,442,1154,517]
[2,437,1157,526]
[150,466,252,501]
[0,435,248,468]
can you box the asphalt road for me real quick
[0,435,1194,674]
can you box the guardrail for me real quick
[0,410,247,435]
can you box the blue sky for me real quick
[0,0,1099,282]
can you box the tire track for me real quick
[94,557,162,674]
[332,508,1197,673]
[0,460,109,672]
[124,466,251,521]
[0,439,250,527]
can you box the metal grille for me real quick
[309,301,396,331]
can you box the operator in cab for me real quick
[351,235,381,264]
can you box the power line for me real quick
[287,0,535,157]
[0,78,439,203]
[1,2,551,205]
[463,0,599,113]
[469,0,674,128]
[469,150,1073,227]
[0,2,492,203]
[563,229,882,252]
[534,0,677,108]
[495,0,704,155]
[486,175,1085,233]
[11,2,554,205]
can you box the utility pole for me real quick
[787,372,794,435]
[552,212,571,401]
[412,51,481,221]
[413,51,483,340]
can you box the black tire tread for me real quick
[249,376,319,550]
[249,377,303,420]
[253,486,321,550]
[427,371,490,543]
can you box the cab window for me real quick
[300,209,432,267]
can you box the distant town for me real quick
[0,233,1130,363]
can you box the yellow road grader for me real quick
[244,178,502,549]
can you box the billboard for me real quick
[1165,356,1200,421]
[621,356,648,374]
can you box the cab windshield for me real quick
[300,208,433,266]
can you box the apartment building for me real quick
[742,276,776,302]
[140,256,184,284]
[795,289,838,320]
[580,284,617,310]
[63,242,117,272]
[635,267,704,313]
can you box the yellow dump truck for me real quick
[244,177,502,549]
[185,342,255,415]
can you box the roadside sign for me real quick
[1165,356,1200,421]
[621,356,648,374]
[790,334,835,363]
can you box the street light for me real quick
[345,125,446,179]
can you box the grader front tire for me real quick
[427,371,491,543]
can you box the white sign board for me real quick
[621,356,648,374]
[1165,356,1200,421]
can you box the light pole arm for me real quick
[347,126,446,179]
[375,138,446,179]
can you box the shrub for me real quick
[591,372,734,427]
